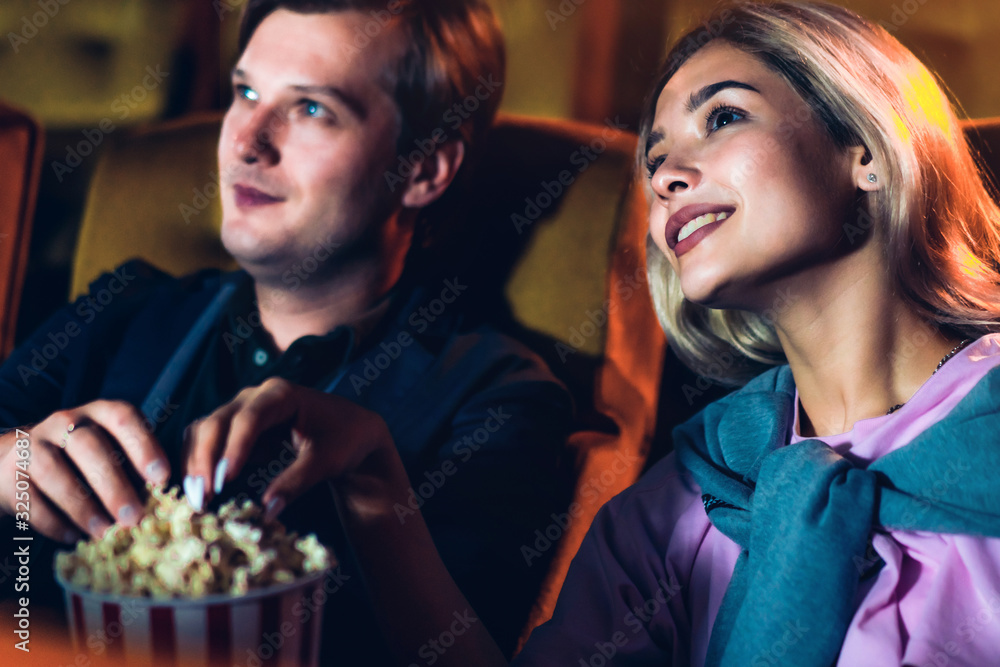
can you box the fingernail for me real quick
[264,496,285,522]
[88,516,108,536]
[213,459,229,495]
[184,475,205,512]
[145,459,168,484]
[118,504,139,524]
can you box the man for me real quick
[0,1,572,664]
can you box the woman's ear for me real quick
[400,139,466,210]
[850,145,879,192]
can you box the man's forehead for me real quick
[239,8,405,93]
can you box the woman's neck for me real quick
[771,253,961,438]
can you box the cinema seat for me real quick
[0,102,43,360]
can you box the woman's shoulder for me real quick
[594,452,713,554]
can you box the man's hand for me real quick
[0,400,171,542]
[184,378,395,517]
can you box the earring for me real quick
[867,173,877,183]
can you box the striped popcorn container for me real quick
[56,569,329,667]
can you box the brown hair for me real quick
[239,0,505,162]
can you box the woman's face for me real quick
[645,41,863,312]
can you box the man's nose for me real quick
[233,108,281,164]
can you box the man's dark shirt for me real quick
[0,261,574,665]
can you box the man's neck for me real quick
[252,263,401,352]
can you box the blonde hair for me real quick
[640,0,1000,386]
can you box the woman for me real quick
[185,2,1000,665]
[518,2,1000,665]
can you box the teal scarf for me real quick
[673,364,1000,666]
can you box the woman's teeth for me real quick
[677,211,728,243]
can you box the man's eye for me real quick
[234,84,258,102]
[706,105,745,133]
[299,100,329,120]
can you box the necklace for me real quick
[885,338,973,415]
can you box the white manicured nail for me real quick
[264,496,285,522]
[213,459,228,495]
[184,475,205,512]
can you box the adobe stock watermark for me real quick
[393,406,511,523]
[511,116,629,235]
[553,263,648,363]
[664,9,737,71]
[179,163,240,224]
[546,0,588,31]
[50,65,171,182]
[406,609,479,667]
[730,101,814,189]
[236,567,352,667]
[384,75,503,192]
[68,400,180,504]
[520,449,643,567]
[878,0,932,33]
[842,203,878,245]
[16,265,136,386]
[347,276,468,393]
[577,575,683,667]
[213,0,247,19]
[6,0,71,54]
[84,597,145,656]
[680,287,797,405]
[748,620,810,666]
[897,456,971,526]
[223,235,342,353]
[181,103,290,224]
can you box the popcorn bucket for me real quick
[56,569,329,667]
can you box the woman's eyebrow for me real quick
[646,79,760,159]
[685,80,760,113]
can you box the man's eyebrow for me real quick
[685,80,760,113]
[230,68,368,120]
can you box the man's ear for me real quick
[849,144,879,192]
[400,139,466,209]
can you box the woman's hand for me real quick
[183,377,396,517]
[0,400,171,542]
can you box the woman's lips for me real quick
[233,184,284,208]
[672,214,728,258]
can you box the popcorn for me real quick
[56,485,332,598]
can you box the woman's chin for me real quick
[679,277,728,309]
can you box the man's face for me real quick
[218,9,409,284]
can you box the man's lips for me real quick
[665,203,737,251]
[233,184,285,207]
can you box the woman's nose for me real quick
[650,155,702,198]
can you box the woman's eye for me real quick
[646,155,666,180]
[706,105,745,133]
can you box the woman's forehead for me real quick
[653,43,795,125]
